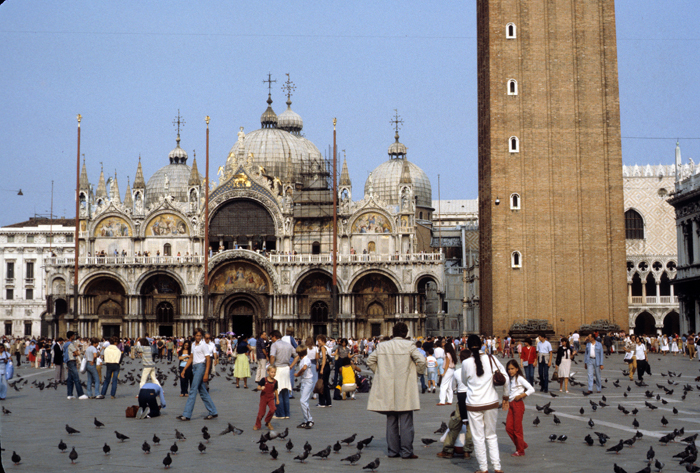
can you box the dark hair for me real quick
[139,338,149,347]
[506,359,523,380]
[524,337,532,346]
[467,334,484,377]
[392,322,409,339]
[181,340,191,352]
[444,341,457,364]
[316,334,327,343]
[426,347,434,356]
[416,341,422,348]
[341,357,352,367]
[193,328,204,336]
[270,330,282,340]
[459,349,471,362]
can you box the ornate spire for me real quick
[169,111,188,164]
[111,170,121,203]
[133,155,146,189]
[675,140,682,181]
[339,157,351,186]
[188,157,202,186]
[400,157,413,184]
[79,157,90,191]
[388,109,407,158]
[124,178,133,208]
[95,163,107,198]
[261,73,278,128]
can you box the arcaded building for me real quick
[43,90,444,340]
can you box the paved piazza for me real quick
[2,353,700,472]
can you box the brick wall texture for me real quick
[478,0,628,336]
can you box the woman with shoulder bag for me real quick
[316,335,332,407]
[463,334,506,473]
[555,338,575,393]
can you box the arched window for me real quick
[506,23,516,39]
[163,243,172,256]
[511,251,522,268]
[509,136,519,153]
[625,209,644,240]
[508,79,518,95]
[311,241,321,255]
[510,193,520,210]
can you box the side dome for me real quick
[145,139,193,208]
[365,159,432,208]
[277,99,303,134]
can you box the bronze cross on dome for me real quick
[263,73,277,93]
[173,110,185,136]
[282,73,296,101]
[390,109,404,133]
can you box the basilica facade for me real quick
[43,90,444,340]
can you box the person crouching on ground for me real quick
[137,382,166,419]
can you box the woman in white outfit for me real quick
[671,336,679,355]
[463,334,505,473]
[660,335,669,355]
[438,342,457,405]
[305,337,319,400]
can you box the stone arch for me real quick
[134,269,187,296]
[206,191,284,239]
[633,311,656,336]
[83,275,128,325]
[662,311,680,336]
[416,274,441,316]
[351,272,399,318]
[139,273,183,320]
[80,272,129,295]
[48,275,67,294]
[348,209,394,235]
[414,272,443,294]
[349,269,401,294]
[91,212,134,238]
[140,209,192,238]
[202,249,280,293]
[294,269,345,294]
[295,270,333,322]
[216,291,269,337]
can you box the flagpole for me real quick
[331,118,339,339]
[73,114,81,332]
[203,116,210,325]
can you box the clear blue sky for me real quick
[1,1,698,226]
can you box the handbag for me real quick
[313,379,325,395]
[5,361,14,380]
[125,405,139,418]
[487,354,506,386]
[79,357,87,374]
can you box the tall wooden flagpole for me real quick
[73,114,81,331]
[203,116,210,324]
[331,118,339,339]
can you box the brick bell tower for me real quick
[477,0,628,336]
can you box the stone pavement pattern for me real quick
[1,353,700,472]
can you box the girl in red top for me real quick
[254,365,279,431]
[519,338,537,387]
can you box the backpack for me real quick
[63,342,72,364]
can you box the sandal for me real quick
[204,414,218,420]
[176,416,190,421]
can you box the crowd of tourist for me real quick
[1,325,699,472]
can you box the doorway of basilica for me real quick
[225,300,255,338]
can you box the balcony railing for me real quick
[46,255,205,266]
[630,295,678,305]
[46,252,444,267]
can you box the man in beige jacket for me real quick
[367,322,426,459]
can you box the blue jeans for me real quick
[275,389,290,417]
[0,364,7,399]
[66,360,84,397]
[523,364,535,386]
[587,363,602,392]
[183,363,217,419]
[538,362,549,392]
[300,378,313,423]
[86,364,101,397]
[101,363,120,397]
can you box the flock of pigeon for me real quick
[523,367,700,473]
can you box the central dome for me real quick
[225,95,322,182]
[145,137,195,207]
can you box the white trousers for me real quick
[439,367,455,404]
[467,408,501,472]
[139,367,160,388]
